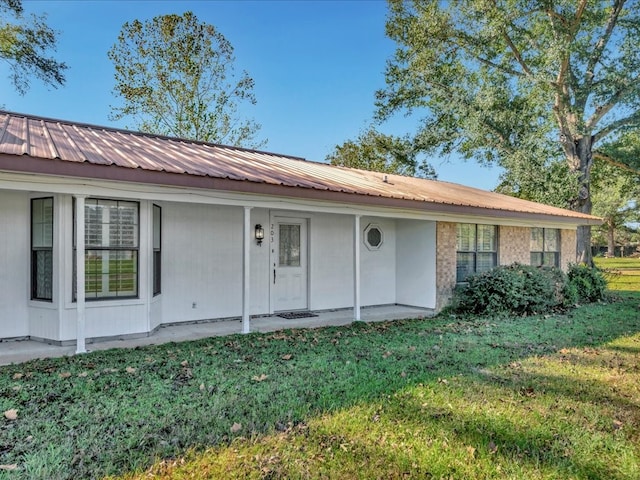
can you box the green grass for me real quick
[1,267,639,479]
[595,257,640,291]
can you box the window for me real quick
[530,228,560,267]
[364,224,384,250]
[456,223,497,282]
[31,197,53,301]
[153,204,161,296]
[279,224,301,267]
[74,199,139,300]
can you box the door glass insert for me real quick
[279,224,300,267]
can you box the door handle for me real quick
[273,268,276,284]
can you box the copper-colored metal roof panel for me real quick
[0,111,601,224]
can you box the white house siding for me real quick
[160,202,244,324]
[360,216,397,307]
[396,220,437,309]
[0,190,30,338]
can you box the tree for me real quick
[327,128,437,178]
[591,159,639,256]
[108,12,263,148]
[0,0,67,94]
[376,0,640,264]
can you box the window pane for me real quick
[33,250,53,300]
[77,198,140,301]
[367,227,382,247]
[476,252,496,273]
[456,252,475,282]
[544,229,559,252]
[153,251,161,296]
[32,198,53,248]
[153,205,161,296]
[279,224,300,267]
[84,250,104,298]
[544,252,559,267]
[530,252,543,267]
[85,200,138,248]
[530,228,543,252]
[456,224,475,251]
[153,205,161,250]
[114,250,137,297]
[477,225,496,252]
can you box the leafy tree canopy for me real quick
[591,158,640,255]
[0,0,67,95]
[327,128,437,178]
[377,0,640,263]
[109,11,264,148]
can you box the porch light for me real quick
[255,224,265,246]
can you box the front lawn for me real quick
[1,266,639,479]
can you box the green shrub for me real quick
[450,263,572,316]
[567,263,608,302]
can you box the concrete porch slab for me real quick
[0,305,433,366]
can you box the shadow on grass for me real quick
[1,295,640,479]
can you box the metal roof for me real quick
[0,111,601,224]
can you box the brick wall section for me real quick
[560,229,577,269]
[434,223,578,312]
[436,222,457,311]
[498,226,530,265]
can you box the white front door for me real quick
[270,216,308,312]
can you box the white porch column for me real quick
[242,206,252,334]
[74,195,87,354]
[353,214,361,321]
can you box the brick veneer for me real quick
[435,223,578,311]
[436,222,457,310]
[560,229,577,269]
[498,226,530,265]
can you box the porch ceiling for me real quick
[0,110,601,225]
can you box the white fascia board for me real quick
[0,170,583,229]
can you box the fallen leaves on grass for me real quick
[488,440,498,454]
[126,366,137,374]
[252,374,268,382]
[59,372,71,379]
[0,464,18,471]
[230,422,242,433]
[4,409,18,420]
[12,373,23,380]
[281,354,293,360]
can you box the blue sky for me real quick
[3,0,502,190]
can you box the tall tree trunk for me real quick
[607,220,616,257]
[567,136,594,265]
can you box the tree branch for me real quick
[593,151,640,174]
[593,111,640,143]
[586,75,640,130]
[584,0,625,91]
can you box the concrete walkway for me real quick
[0,305,433,366]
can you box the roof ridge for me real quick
[0,109,307,162]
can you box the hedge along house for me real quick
[0,111,601,351]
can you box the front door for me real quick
[271,216,308,312]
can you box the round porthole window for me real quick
[364,224,383,251]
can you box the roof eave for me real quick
[0,153,603,226]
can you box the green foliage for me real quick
[327,127,437,178]
[0,0,67,94]
[108,12,263,148]
[495,159,579,208]
[3,295,640,479]
[450,264,574,316]
[378,0,640,263]
[567,263,608,302]
[590,159,640,254]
